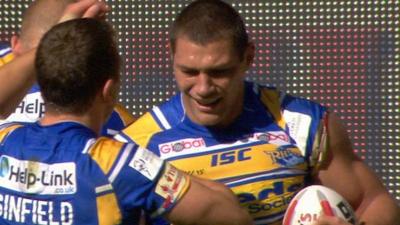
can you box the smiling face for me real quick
[172,36,253,128]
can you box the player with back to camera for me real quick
[0,1,252,225]
[116,0,400,224]
[0,0,134,137]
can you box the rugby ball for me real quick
[283,185,357,225]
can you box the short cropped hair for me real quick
[35,19,120,114]
[170,0,249,59]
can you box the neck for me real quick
[40,108,105,135]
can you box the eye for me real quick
[181,69,199,76]
[209,68,234,77]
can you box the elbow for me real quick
[0,106,12,120]
[233,208,253,225]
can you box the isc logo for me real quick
[210,148,251,167]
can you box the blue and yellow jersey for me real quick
[0,122,189,225]
[0,43,14,66]
[118,81,329,225]
[0,44,135,136]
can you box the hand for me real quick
[58,0,109,23]
[312,215,361,225]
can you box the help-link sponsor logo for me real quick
[0,156,76,195]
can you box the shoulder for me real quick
[0,122,24,143]
[118,93,184,146]
[101,103,135,137]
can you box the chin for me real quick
[193,114,224,127]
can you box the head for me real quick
[35,18,120,119]
[11,0,73,55]
[170,0,254,127]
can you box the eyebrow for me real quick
[175,62,236,72]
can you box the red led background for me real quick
[0,1,399,202]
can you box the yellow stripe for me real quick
[0,124,22,143]
[122,112,162,147]
[88,137,125,174]
[96,192,122,225]
[260,89,286,129]
[0,52,14,67]
[113,103,135,126]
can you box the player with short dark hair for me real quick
[117,0,400,224]
[0,2,252,225]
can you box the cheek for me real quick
[174,73,192,92]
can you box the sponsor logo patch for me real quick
[155,163,188,209]
[158,138,206,155]
[282,110,312,156]
[0,155,76,195]
[129,147,163,180]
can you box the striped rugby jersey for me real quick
[117,81,329,225]
[0,122,189,225]
[0,43,135,137]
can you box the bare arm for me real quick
[0,49,36,118]
[165,176,252,225]
[0,0,108,119]
[315,113,400,224]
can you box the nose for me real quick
[196,72,214,97]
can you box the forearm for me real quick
[357,192,400,225]
[167,176,252,225]
[0,49,36,118]
[191,176,239,204]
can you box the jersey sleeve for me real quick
[89,139,190,218]
[0,122,23,143]
[115,111,163,147]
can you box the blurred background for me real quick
[0,0,398,203]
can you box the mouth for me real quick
[194,97,222,111]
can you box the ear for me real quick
[102,79,118,103]
[244,42,255,69]
[168,41,174,62]
[10,35,22,56]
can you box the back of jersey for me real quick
[0,122,120,225]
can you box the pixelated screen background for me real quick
[0,1,398,202]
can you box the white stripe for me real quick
[95,184,113,194]
[225,169,306,186]
[0,47,11,56]
[150,206,166,218]
[106,129,119,136]
[81,138,96,154]
[152,106,171,129]
[114,134,128,143]
[108,143,134,182]
[179,93,186,122]
[162,137,263,160]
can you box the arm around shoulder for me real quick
[165,176,252,225]
[315,113,400,224]
[0,49,36,119]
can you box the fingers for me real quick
[82,2,109,18]
[312,215,353,225]
[59,0,109,23]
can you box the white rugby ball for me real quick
[283,185,357,225]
